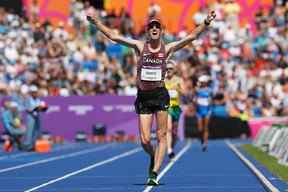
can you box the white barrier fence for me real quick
[253,124,288,166]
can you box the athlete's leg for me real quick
[154,110,168,173]
[138,114,154,156]
[172,121,179,148]
[197,115,203,133]
[197,116,204,143]
[171,107,181,149]
[203,116,210,146]
[166,114,173,155]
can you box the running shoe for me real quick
[168,151,175,160]
[147,171,159,186]
[202,145,208,152]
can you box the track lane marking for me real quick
[142,140,192,192]
[24,147,142,192]
[0,143,115,173]
[226,140,279,192]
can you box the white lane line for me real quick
[226,140,280,192]
[143,140,192,192]
[0,143,115,174]
[0,143,81,161]
[24,147,142,192]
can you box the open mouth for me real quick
[152,31,158,35]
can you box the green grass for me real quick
[241,144,288,182]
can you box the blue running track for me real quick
[0,140,287,192]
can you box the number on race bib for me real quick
[168,90,178,98]
[141,68,162,81]
[197,98,209,106]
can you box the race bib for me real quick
[141,68,162,81]
[197,98,209,106]
[168,90,178,98]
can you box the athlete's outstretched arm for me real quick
[166,11,216,55]
[87,13,142,53]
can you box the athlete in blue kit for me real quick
[195,75,212,152]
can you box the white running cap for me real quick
[199,75,210,82]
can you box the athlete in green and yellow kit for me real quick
[165,60,183,160]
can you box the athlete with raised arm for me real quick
[87,10,216,186]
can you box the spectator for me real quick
[24,85,47,151]
[0,0,286,118]
[2,101,26,152]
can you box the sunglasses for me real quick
[167,68,174,71]
[148,22,161,29]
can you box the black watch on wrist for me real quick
[204,19,210,26]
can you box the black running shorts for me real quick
[134,87,170,114]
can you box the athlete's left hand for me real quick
[204,11,216,25]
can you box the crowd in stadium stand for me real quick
[0,0,287,121]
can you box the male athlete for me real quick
[195,75,212,151]
[87,10,216,185]
[165,60,183,159]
